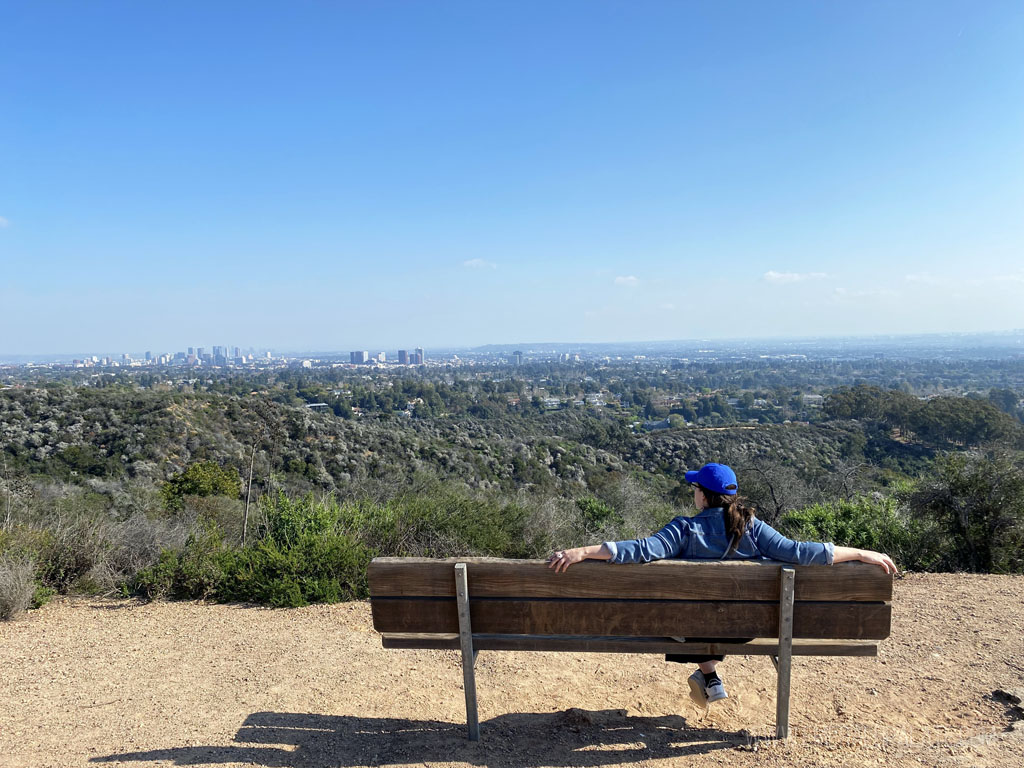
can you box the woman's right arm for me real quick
[547,543,612,573]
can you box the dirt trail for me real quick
[1,573,1022,768]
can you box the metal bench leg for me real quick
[455,562,480,741]
[776,567,795,739]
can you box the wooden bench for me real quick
[368,556,893,741]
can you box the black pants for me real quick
[665,638,754,664]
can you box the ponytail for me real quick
[698,485,757,555]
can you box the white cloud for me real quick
[904,272,948,286]
[462,258,496,270]
[0,216,8,228]
[833,287,900,299]
[614,275,639,287]
[763,270,828,285]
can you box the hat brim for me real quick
[684,470,700,484]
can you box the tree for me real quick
[988,388,1020,417]
[910,398,1015,446]
[905,450,1024,573]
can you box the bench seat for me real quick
[380,633,880,656]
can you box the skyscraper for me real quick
[398,349,408,365]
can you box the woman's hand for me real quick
[833,546,899,574]
[858,549,899,575]
[547,547,586,573]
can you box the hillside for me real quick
[1,573,1022,768]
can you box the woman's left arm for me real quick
[832,546,899,574]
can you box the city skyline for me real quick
[3,2,1023,354]
[4,327,1024,366]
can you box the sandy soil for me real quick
[1,573,1023,768]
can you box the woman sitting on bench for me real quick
[546,462,898,708]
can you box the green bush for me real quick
[161,461,241,511]
[778,494,943,572]
[576,497,623,531]
[129,526,228,600]
[218,533,370,606]
[130,499,372,607]
[31,584,56,609]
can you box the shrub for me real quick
[161,461,241,511]
[129,526,228,600]
[217,532,371,606]
[778,494,942,572]
[129,505,371,607]
[0,554,37,620]
[904,450,1024,573]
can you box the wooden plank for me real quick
[380,634,880,656]
[368,557,892,602]
[370,598,891,640]
[454,563,479,742]
[776,567,795,740]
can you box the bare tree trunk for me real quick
[2,451,12,531]
[243,441,257,546]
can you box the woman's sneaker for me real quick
[704,676,728,703]
[688,670,728,707]
[687,670,708,706]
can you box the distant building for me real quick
[145,351,152,361]
[398,349,408,365]
[415,347,425,364]
[350,351,369,364]
[513,351,523,366]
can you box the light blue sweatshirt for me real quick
[604,506,834,565]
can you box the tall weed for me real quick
[0,554,36,620]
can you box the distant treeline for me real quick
[1,366,1023,616]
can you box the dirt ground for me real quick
[1,573,1023,768]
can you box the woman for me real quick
[547,462,897,707]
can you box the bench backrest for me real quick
[368,557,892,640]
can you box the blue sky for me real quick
[2,1,1023,354]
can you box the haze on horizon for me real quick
[2,1,1023,355]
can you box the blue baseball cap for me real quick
[684,463,738,495]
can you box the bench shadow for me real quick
[91,709,747,767]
